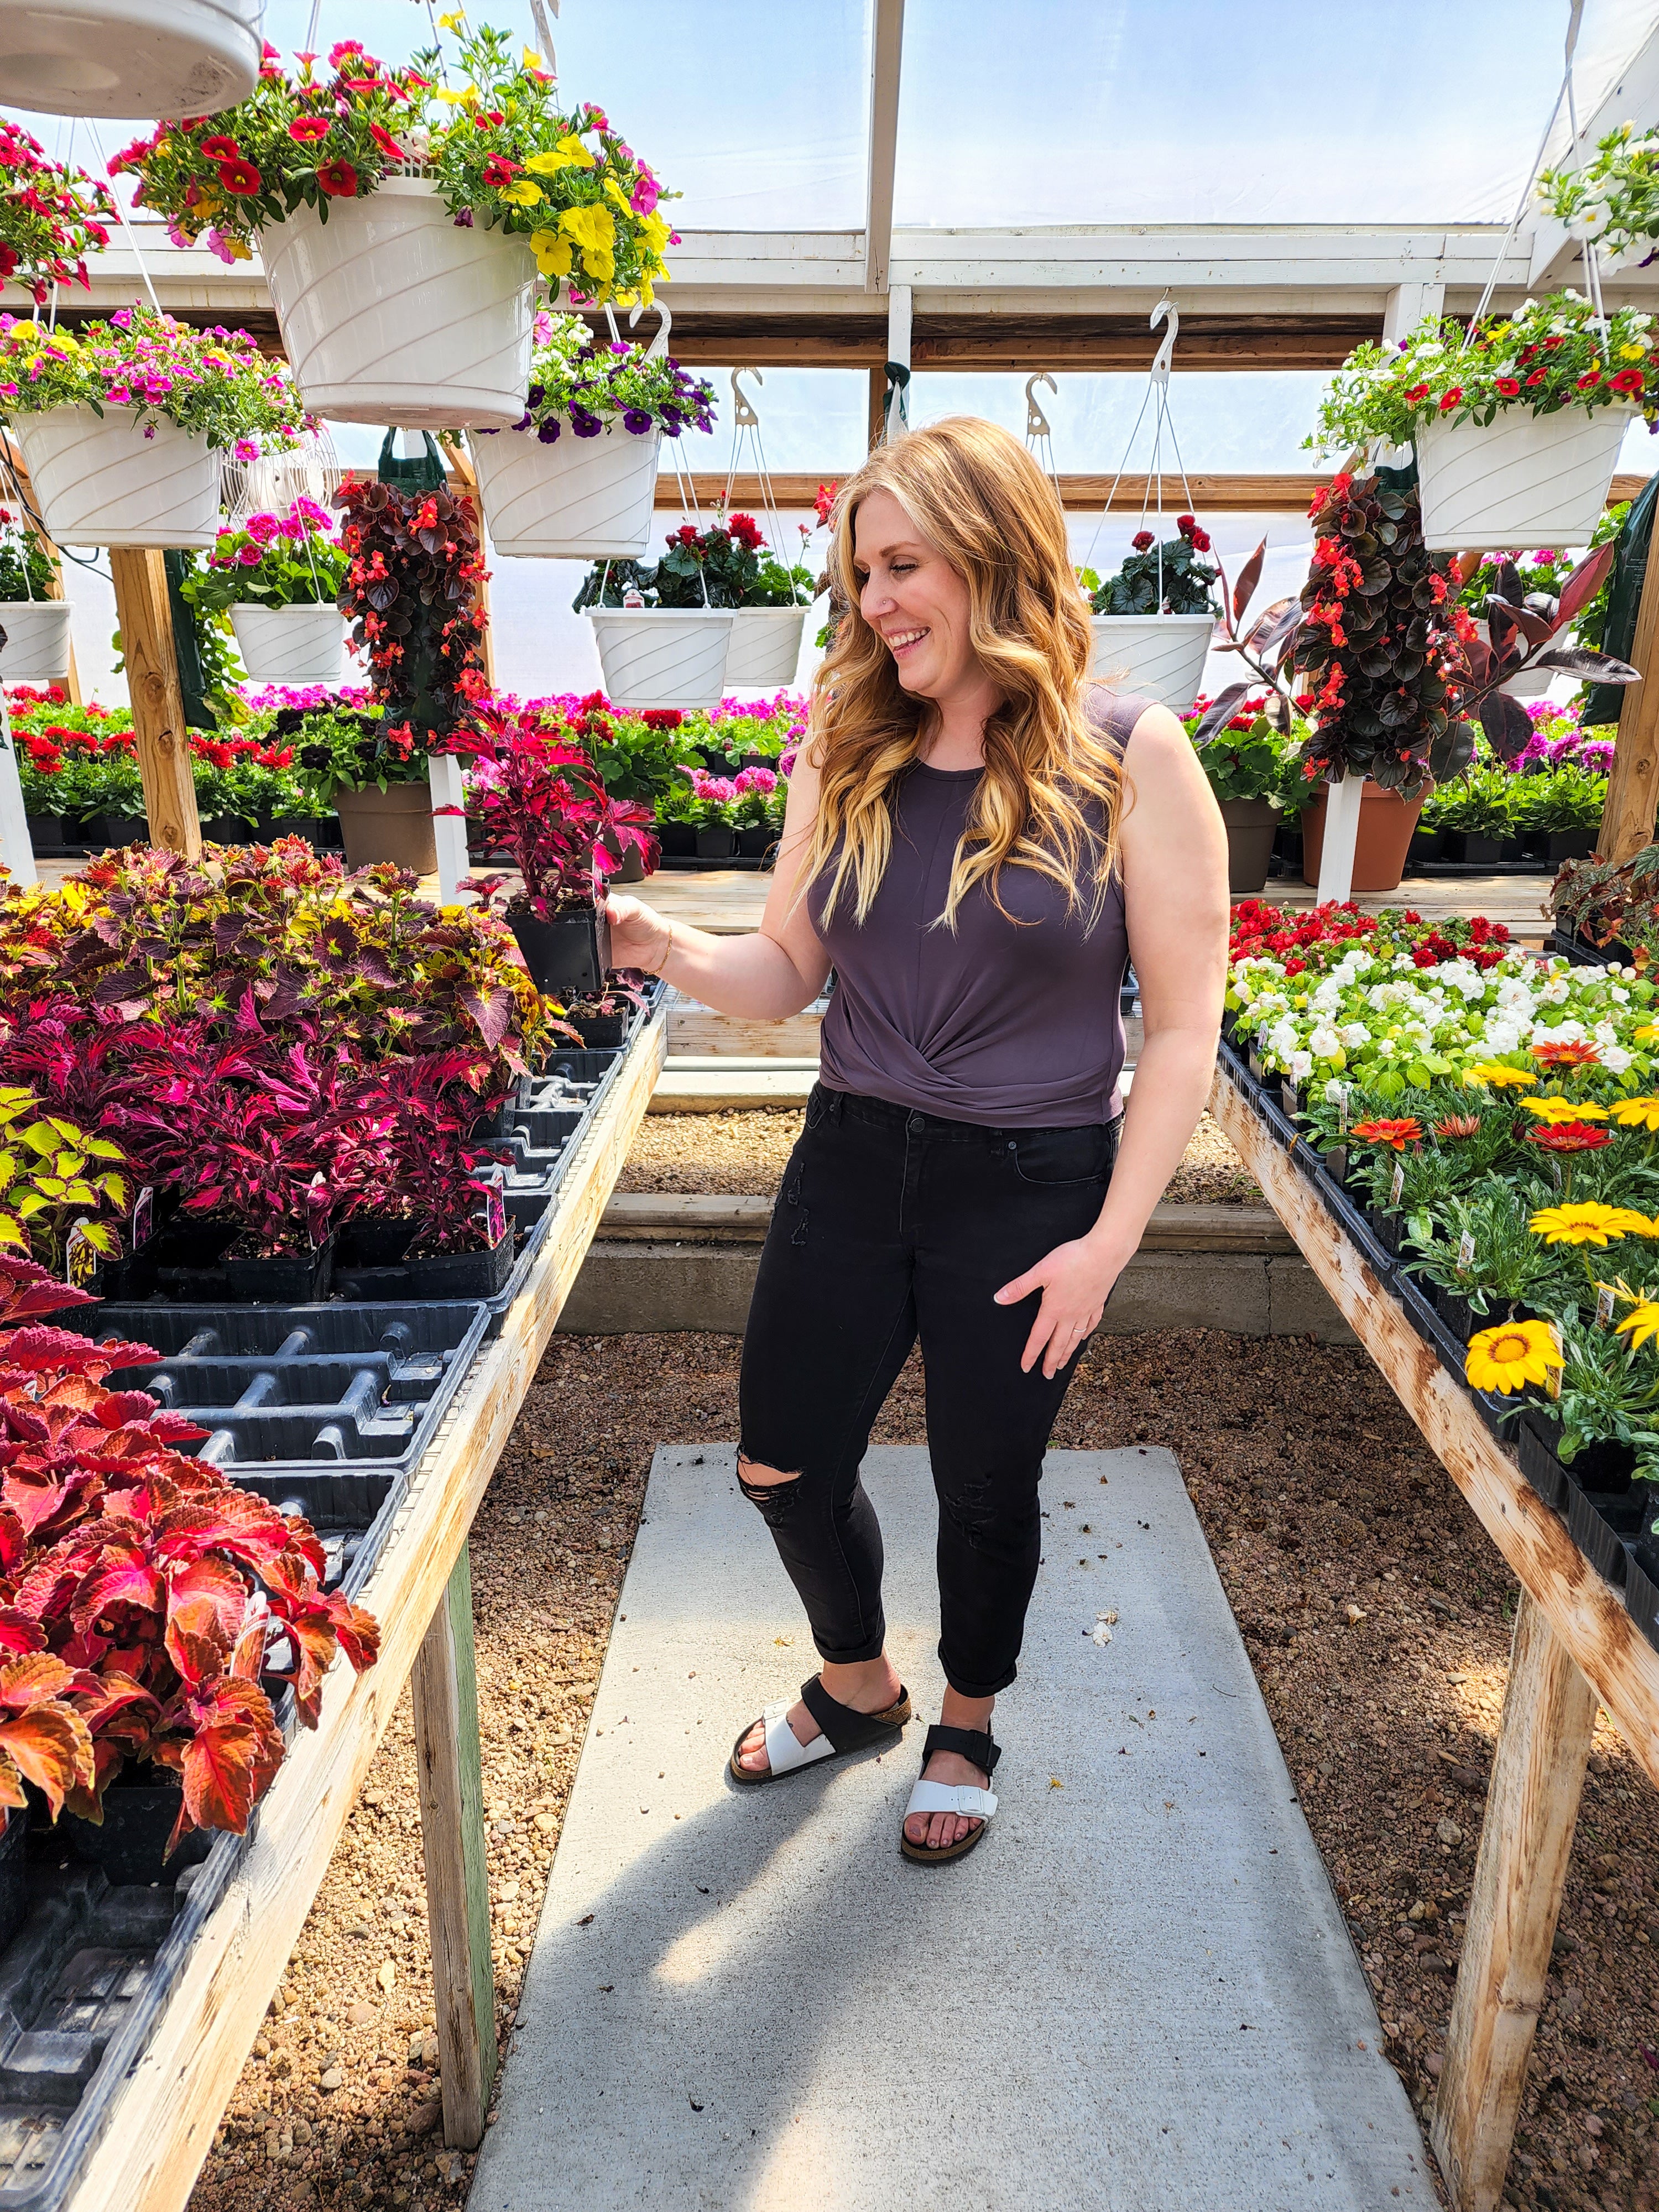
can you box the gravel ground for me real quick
[616,1108,1260,1205]
[188,1330,1659,2212]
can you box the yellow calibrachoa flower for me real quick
[604,176,634,217]
[1611,1095,1659,1130]
[1619,1300,1659,1352]
[437,9,466,25]
[1466,1319,1558,1394]
[529,229,573,277]
[1464,1062,1538,1088]
[1519,1096,1611,1124]
[1528,1201,1642,1245]
[526,135,596,176]
[498,179,544,208]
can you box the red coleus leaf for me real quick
[0,1328,157,1376]
[0,1674,95,1815]
[71,1541,166,1634]
[149,1490,293,1572]
[0,1509,27,1579]
[168,1555,249,1645]
[0,1607,44,1657]
[166,1675,283,1844]
[164,1593,233,1688]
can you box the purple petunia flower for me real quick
[536,419,560,444]
[622,408,651,435]
[570,405,602,439]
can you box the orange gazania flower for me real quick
[1531,1040,1601,1068]
[1349,1118,1422,1151]
[1434,1114,1482,1139]
[1525,1122,1614,1154]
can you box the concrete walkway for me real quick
[472,1447,1435,2212]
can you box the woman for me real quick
[606,417,1227,1865]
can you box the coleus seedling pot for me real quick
[508,904,612,1000]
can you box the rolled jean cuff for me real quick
[812,1620,888,1667]
[939,1645,1019,1700]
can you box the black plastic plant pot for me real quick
[695,825,738,860]
[200,813,249,846]
[1407,828,1443,863]
[1625,1527,1659,1651]
[337,1218,415,1267]
[153,1215,241,1270]
[1548,828,1598,864]
[1442,831,1506,865]
[23,812,64,851]
[76,810,127,852]
[1364,1206,1405,1257]
[1566,1482,1645,1587]
[657,821,696,857]
[0,1809,25,1958]
[1515,1407,1569,1511]
[223,1235,335,1305]
[63,1772,214,1886]
[737,826,774,859]
[466,1101,514,1140]
[402,1223,515,1300]
[510,907,612,999]
[572,1012,628,1048]
[1431,1283,1479,1344]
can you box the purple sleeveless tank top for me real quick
[812,688,1144,1129]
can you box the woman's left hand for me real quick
[994,1237,1125,1379]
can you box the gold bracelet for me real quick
[655,915,675,974]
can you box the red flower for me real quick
[1438,387,1464,413]
[368,123,404,159]
[1577,371,1603,391]
[1544,333,1566,349]
[1405,382,1430,403]
[217,158,262,196]
[1176,514,1196,533]
[1131,529,1155,550]
[1495,377,1520,397]
[1350,1118,1422,1152]
[1526,1123,1612,1154]
[288,117,329,143]
[1191,528,1212,551]
[482,155,518,188]
[1526,369,1547,385]
[316,159,359,199]
[1611,367,1646,396]
[200,135,241,160]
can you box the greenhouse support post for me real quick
[412,1541,498,2148]
[1595,508,1659,864]
[1314,770,1364,902]
[108,547,202,860]
[0,686,36,887]
[430,752,472,904]
[1430,1592,1598,2212]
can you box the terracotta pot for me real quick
[333,779,436,874]
[1299,784,1426,894]
[1217,797,1280,896]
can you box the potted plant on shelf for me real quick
[1308,293,1655,550]
[1081,513,1217,710]
[469,309,714,558]
[281,700,431,869]
[0,307,307,549]
[445,704,656,995]
[0,509,69,685]
[0,122,113,303]
[179,499,351,685]
[113,26,676,429]
[1183,694,1296,894]
[341,1052,518,1296]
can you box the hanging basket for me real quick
[1472,618,1553,701]
[260,177,536,430]
[1413,406,1633,554]
[723,606,808,690]
[1088,613,1213,711]
[0,601,71,685]
[0,0,261,119]
[469,420,660,558]
[230,602,345,685]
[586,609,735,710]
[11,406,221,548]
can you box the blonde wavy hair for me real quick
[801,416,1125,932]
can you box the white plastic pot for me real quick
[0,0,262,118]
[1088,613,1214,711]
[1473,618,1553,700]
[587,609,735,711]
[1414,406,1634,553]
[260,177,535,430]
[231,602,345,685]
[11,406,221,549]
[0,601,71,685]
[723,607,808,690]
[470,419,660,558]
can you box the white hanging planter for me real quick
[260,176,535,430]
[230,602,345,686]
[1088,613,1214,711]
[586,609,735,711]
[723,606,808,690]
[11,406,221,549]
[0,601,72,685]
[1414,406,1634,554]
[0,0,262,119]
[1472,618,1553,700]
[469,419,660,558]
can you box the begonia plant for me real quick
[1082,513,1218,617]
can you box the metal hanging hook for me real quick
[731,368,763,429]
[1149,297,1179,390]
[627,298,672,362]
[1024,373,1056,445]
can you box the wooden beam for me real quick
[1430,1592,1598,2212]
[868,368,886,453]
[66,1009,669,2212]
[413,1544,497,2148]
[107,547,202,860]
[1597,505,1659,865]
[864,0,904,295]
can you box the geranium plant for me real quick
[1310,294,1658,453]
[0,307,307,455]
[500,309,714,444]
[0,122,113,304]
[180,500,349,613]
[448,707,656,920]
[1082,514,1218,616]
[112,24,676,305]
[574,513,816,612]
[334,477,488,747]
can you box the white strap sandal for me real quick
[729,1674,911,1786]
[900,1724,1000,1864]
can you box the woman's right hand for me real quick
[603,893,673,974]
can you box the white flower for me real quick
[1602,1044,1634,1073]
[1288,1051,1313,1081]
[1339,1022,1371,1049]
[1308,1025,1342,1058]
[1538,975,1572,1005]
[1323,1079,1349,1104]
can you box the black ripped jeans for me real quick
[737,1085,1121,1700]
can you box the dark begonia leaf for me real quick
[1558,541,1617,626]
[1429,718,1477,784]
[1190,685,1252,744]
[1479,689,1536,762]
[1532,646,1640,684]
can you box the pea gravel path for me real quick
[184,1334,1659,2212]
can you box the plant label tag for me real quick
[484,1185,507,1248]
[131,1184,155,1252]
[1597,1284,1617,1329]
[1281,1079,1300,1118]
[1549,1157,1563,1192]
[1457,1231,1475,1275]
[1545,1319,1565,1401]
[1390,1159,1405,1208]
[64,1219,96,1288]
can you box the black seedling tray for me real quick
[59,1302,489,1488]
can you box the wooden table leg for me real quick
[412,1542,498,2150]
[1430,1588,1598,2211]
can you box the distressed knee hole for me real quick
[737,1455,803,1525]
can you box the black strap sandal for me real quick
[900,1724,1000,1864]
[729,1673,911,1786]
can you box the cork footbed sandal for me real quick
[729,1672,911,1786]
[899,1723,1000,1864]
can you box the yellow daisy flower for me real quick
[1634,1023,1659,1044]
[1463,1062,1538,1088]
[1619,1300,1659,1352]
[1528,1202,1639,1246]
[1465,1319,1558,1395]
[1611,1096,1659,1131]
[1519,1097,1611,1124]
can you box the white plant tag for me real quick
[1457,1231,1475,1275]
[1596,1284,1616,1329]
[1390,1158,1405,1208]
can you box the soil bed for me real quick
[185,1329,1659,2212]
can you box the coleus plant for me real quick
[0,1255,379,1849]
[346,1051,519,1256]
[446,707,657,919]
[334,478,489,746]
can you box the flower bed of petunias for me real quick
[0,307,307,456]
[658,763,783,833]
[0,840,554,1272]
